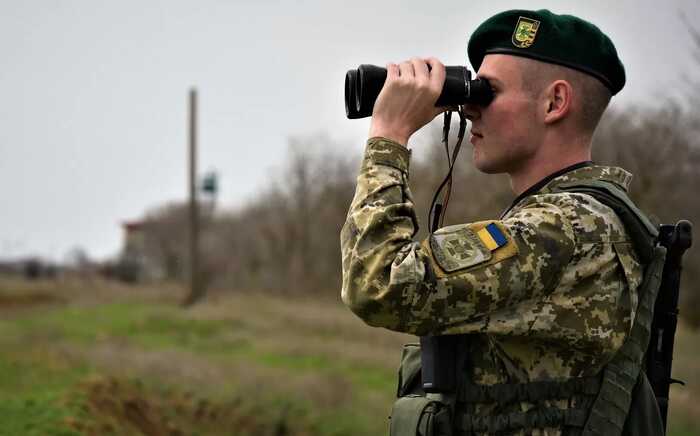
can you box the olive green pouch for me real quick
[389,395,452,436]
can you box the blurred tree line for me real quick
[128,101,700,327]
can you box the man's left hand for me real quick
[368,57,447,146]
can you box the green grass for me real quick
[1,300,397,397]
[0,282,402,435]
[1,278,698,435]
[0,351,89,436]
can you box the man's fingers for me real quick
[386,63,399,80]
[424,57,446,92]
[398,61,415,79]
[411,57,430,85]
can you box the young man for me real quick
[341,9,661,436]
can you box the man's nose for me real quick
[462,103,480,122]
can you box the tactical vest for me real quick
[389,180,666,436]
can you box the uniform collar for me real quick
[500,162,633,218]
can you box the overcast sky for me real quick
[1,0,698,262]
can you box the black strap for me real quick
[429,109,467,232]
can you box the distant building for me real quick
[117,220,163,282]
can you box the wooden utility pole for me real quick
[183,88,203,306]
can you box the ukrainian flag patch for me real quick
[477,223,508,251]
[426,221,518,276]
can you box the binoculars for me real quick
[344,64,493,119]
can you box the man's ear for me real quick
[542,80,572,124]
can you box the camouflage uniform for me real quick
[341,137,642,434]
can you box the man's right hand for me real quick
[368,57,447,146]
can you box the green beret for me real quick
[468,9,625,95]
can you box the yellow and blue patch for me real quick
[477,223,508,251]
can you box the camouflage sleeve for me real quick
[340,137,577,336]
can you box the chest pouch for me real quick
[390,395,453,436]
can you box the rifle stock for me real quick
[646,220,693,432]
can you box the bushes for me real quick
[135,106,700,327]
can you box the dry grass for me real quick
[1,276,698,435]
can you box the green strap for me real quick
[581,244,666,436]
[550,180,666,436]
[452,181,664,436]
[551,180,665,436]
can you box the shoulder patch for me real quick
[427,221,519,275]
[430,225,492,272]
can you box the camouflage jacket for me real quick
[341,137,642,387]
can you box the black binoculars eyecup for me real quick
[345,64,493,119]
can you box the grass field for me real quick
[1,277,698,435]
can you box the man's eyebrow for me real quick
[477,74,501,86]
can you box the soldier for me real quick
[341,9,664,436]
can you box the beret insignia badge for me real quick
[512,16,540,48]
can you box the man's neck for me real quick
[509,141,592,195]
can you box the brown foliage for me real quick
[135,106,699,326]
[68,375,300,436]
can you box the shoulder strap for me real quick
[554,180,658,263]
[553,179,667,436]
